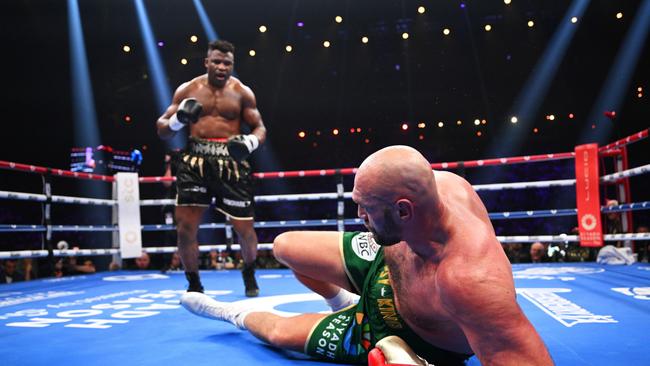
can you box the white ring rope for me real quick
[2,234,649,259]
[1,202,649,233]
[0,190,115,206]
[600,163,650,182]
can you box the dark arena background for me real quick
[1,1,649,365]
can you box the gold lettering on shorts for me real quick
[377,298,402,329]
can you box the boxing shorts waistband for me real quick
[188,137,230,157]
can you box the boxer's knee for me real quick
[272,231,300,266]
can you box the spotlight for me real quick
[323,41,331,48]
[297,21,304,27]
[638,86,643,92]
[124,115,132,123]
[571,17,578,23]
[474,119,480,125]
[356,128,362,132]
[510,116,518,123]
[402,32,409,40]
[332,128,339,135]
[349,128,355,134]
[249,50,256,57]
[361,36,369,44]
[285,45,293,52]
[417,122,426,128]
[190,35,198,43]
[528,20,534,28]
[298,131,306,138]
[456,120,462,125]
[443,28,451,36]
[533,128,539,133]
[481,119,487,125]
[504,0,512,4]
[548,114,555,121]
[401,123,409,131]
[157,41,164,47]
[180,58,188,65]
[364,138,370,144]
[335,16,343,23]
[476,131,482,137]
[616,12,623,19]
[437,122,444,128]
[259,25,267,33]
[484,24,492,32]
[568,113,574,119]
[418,6,426,14]
[419,135,424,140]
[123,45,131,52]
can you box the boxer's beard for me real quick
[368,208,402,246]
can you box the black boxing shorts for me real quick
[175,137,255,220]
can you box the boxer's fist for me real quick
[368,336,431,366]
[227,134,260,161]
[169,98,202,131]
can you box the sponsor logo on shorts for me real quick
[191,143,229,156]
[182,186,207,193]
[351,233,379,261]
[222,198,250,208]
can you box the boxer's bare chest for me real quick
[196,87,242,121]
[386,246,472,353]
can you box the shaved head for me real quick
[353,146,438,246]
[355,145,436,204]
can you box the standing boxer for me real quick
[157,39,266,297]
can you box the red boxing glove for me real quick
[367,336,431,366]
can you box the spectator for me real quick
[163,251,183,272]
[134,251,152,270]
[529,242,549,263]
[502,242,524,263]
[204,250,235,270]
[0,259,26,284]
[257,249,282,269]
[605,199,624,247]
[22,258,35,281]
[63,254,96,275]
[109,261,121,271]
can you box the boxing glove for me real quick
[169,98,203,131]
[367,336,431,366]
[227,134,260,161]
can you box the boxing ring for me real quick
[1,129,649,365]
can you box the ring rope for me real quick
[598,128,648,152]
[3,233,650,259]
[4,163,647,208]
[2,200,649,233]
[0,190,116,206]
[3,129,645,183]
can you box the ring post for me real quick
[225,216,234,252]
[111,177,122,267]
[336,170,345,232]
[42,169,55,275]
